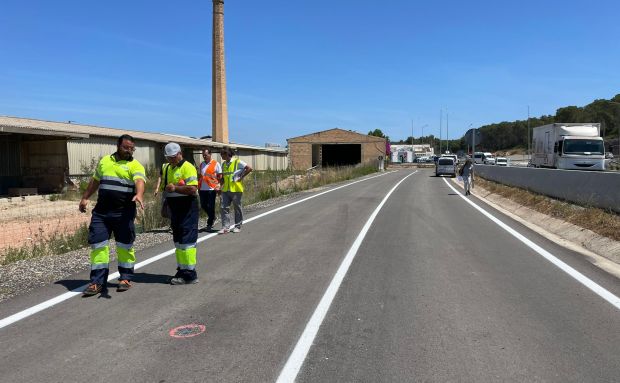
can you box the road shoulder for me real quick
[450,177,620,278]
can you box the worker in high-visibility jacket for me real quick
[198,148,222,231]
[162,142,200,284]
[218,147,252,234]
[79,134,146,296]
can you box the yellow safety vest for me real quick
[221,158,244,193]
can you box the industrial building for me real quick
[0,116,288,196]
[287,128,386,170]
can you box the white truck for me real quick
[531,123,605,170]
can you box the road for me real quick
[0,169,618,382]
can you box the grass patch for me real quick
[1,224,89,266]
[475,177,620,241]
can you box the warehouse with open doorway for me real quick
[287,128,386,170]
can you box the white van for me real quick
[436,157,456,177]
[482,152,496,165]
[473,152,484,164]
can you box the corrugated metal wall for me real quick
[67,138,159,175]
[67,138,288,176]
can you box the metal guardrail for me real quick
[474,165,620,213]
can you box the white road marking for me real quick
[0,170,398,330]
[275,171,417,383]
[443,178,620,310]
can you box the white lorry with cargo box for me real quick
[531,123,605,170]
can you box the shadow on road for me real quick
[133,272,171,284]
[54,279,89,291]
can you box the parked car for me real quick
[495,157,508,166]
[436,157,456,177]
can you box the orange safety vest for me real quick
[199,160,219,190]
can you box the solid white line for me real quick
[0,171,397,330]
[443,178,620,310]
[275,171,417,383]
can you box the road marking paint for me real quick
[443,178,620,310]
[0,170,398,330]
[275,171,417,383]
[169,323,206,338]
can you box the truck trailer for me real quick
[531,123,605,170]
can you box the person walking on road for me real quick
[459,158,474,196]
[218,147,252,234]
[198,148,222,231]
[163,143,200,285]
[79,134,146,296]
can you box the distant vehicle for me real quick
[605,152,614,159]
[473,152,484,164]
[531,123,605,170]
[436,157,456,177]
[482,152,496,165]
[441,153,458,165]
[495,157,508,166]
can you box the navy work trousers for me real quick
[88,209,136,286]
[168,196,199,281]
[198,190,217,227]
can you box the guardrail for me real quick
[474,165,620,213]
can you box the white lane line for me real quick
[443,178,620,310]
[0,171,398,330]
[276,171,417,383]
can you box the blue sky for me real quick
[1,0,618,146]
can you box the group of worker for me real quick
[79,135,252,296]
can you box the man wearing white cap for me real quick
[162,143,200,284]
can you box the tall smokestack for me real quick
[212,0,229,143]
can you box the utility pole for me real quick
[446,111,450,153]
[439,109,443,155]
[411,119,414,159]
[527,105,530,162]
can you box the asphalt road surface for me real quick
[1,169,618,383]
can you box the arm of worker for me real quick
[79,178,100,213]
[132,179,146,209]
[164,183,197,196]
[239,165,253,180]
[153,176,162,196]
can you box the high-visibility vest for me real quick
[221,158,244,193]
[199,160,219,190]
[163,160,198,198]
[93,154,146,211]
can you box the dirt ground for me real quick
[0,197,90,251]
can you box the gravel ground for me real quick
[0,189,318,303]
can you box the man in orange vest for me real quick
[198,148,222,231]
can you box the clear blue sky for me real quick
[1,0,618,146]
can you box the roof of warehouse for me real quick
[287,128,386,142]
[0,116,287,153]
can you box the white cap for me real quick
[164,142,181,157]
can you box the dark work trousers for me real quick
[87,208,136,287]
[168,196,199,281]
[198,190,217,227]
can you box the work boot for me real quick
[117,280,132,292]
[170,277,199,285]
[83,283,102,297]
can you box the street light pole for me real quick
[527,105,531,162]
[439,109,442,155]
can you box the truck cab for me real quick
[554,136,605,170]
[532,123,606,170]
